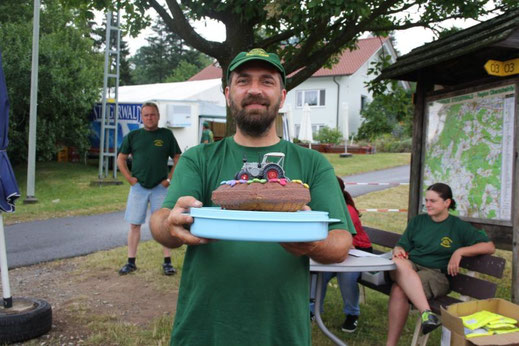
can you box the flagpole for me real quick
[24,0,40,204]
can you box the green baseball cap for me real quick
[227,48,286,85]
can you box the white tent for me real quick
[97,79,227,151]
[114,79,225,106]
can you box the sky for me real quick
[124,15,482,57]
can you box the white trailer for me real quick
[90,79,227,152]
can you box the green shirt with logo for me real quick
[119,128,181,189]
[397,214,489,271]
[163,137,354,346]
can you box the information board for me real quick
[423,84,515,222]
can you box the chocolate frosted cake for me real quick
[212,178,310,212]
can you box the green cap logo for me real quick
[246,48,270,57]
[227,48,286,85]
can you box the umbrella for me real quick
[298,103,313,149]
[0,50,20,308]
[281,103,295,142]
[340,102,352,157]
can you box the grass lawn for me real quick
[4,161,130,225]
[54,184,512,345]
[5,152,410,225]
[8,155,514,345]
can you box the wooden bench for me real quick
[358,226,506,346]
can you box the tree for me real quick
[357,83,414,141]
[0,0,103,164]
[61,0,517,133]
[90,20,134,85]
[165,57,212,83]
[130,18,209,84]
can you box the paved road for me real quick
[342,165,410,197]
[4,165,409,269]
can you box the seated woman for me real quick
[386,183,495,346]
[310,176,372,333]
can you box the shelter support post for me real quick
[408,76,433,219]
[512,82,519,304]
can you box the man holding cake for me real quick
[150,48,355,345]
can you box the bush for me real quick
[356,85,414,141]
[314,126,343,144]
[371,135,412,153]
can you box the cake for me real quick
[211,178,310,212]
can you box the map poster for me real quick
[423,84,515,222]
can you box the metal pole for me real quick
[0,214,12,308]
[24,0,40,204]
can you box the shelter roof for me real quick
[189,37,389,81]
[378,9,519,85]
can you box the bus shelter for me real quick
[377,9,519,301]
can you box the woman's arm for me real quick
[447,241,495,276]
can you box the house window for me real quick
[296,89,326,107]
[361,95,368,111]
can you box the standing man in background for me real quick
[117,102,182,276]
[200,121,214,144]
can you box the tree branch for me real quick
[146,0,225,59]
[256,28,297,48]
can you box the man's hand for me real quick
[280,229,351,264]
[150,196,210,248]
[128,177,138,186]
[161,179,170,188]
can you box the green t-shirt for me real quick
[163,137,354,346]
[200,128,214,143]
[119,128,181,188]
[396,214,489,271]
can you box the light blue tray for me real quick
[189,207,340,242]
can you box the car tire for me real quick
[0,297,52,343]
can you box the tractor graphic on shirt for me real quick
[234,152,286,180]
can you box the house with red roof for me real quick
[190,36,408,141]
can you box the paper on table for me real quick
[349,249,378,257]
[348,249,393,259]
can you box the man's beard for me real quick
[230,94,281,137]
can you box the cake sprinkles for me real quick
[211,153,311,212]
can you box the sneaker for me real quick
[310,311,315,322]
[119,262,137,275]
[162,263,177,276]
[341,315,358,333]
[421,310,441,335]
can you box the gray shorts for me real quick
[411,262,450,299]
[124,183,168,225]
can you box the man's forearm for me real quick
[308,229,352,264]
[150,208,184,249]
[117,155,133,182]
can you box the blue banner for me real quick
[89,103,143,149]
